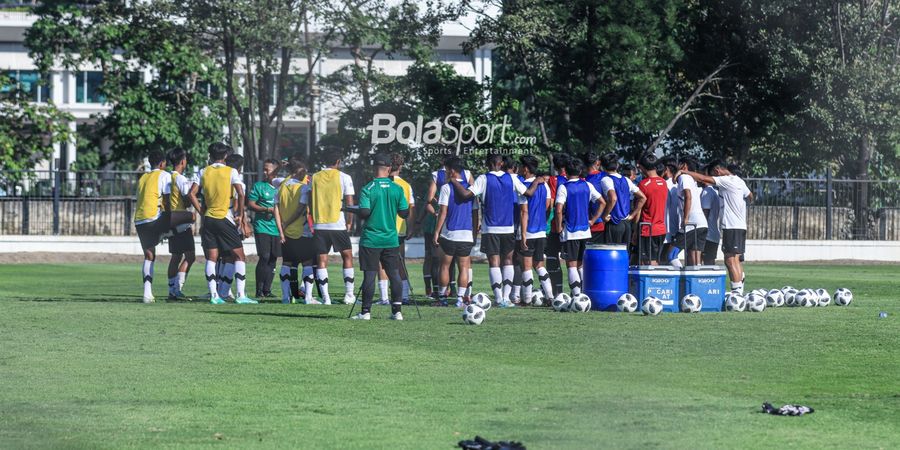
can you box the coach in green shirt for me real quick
[248,158,282,298]
[351,153,409,321]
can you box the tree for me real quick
[0,74,72,176]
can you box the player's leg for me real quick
[142,246,156,302]
[377,266,390,305]
[521,250,534,305]
[200,218,224,303]
[382,247,404,319]
[353,247,378,320]
[545,232,563,296]
[435,239,454,306]
[702,240,717,265]
[314,233,332,304]
[167,246,183,299]
[500,238,516,304]
[254,233,270,298]
[456,255,471,307]
[340,248,355,305]
[218,253,235,299]
[398,237,411,303]
[422,232,434,296]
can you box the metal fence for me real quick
[1,170,899,239]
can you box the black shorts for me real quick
[283,237,313,263]
[359,246,401,272]
[545,232,562,258]
[637,234,665,263]
[702,240,718,265]
[168,228,195,254]
[560,238,588,262]
[589,231,606,245]
[255,233,283,259]
[721,229,746,255]
[672,228,708,252]
[439,237,474,257]
[480,233,515,256]
[516,237,546,262]
[604,221,632,245]
[136,219,165,249]
[201,216,243,251]
[314,229,352,254]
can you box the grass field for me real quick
[0,261,898,449]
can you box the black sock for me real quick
[289,267,300,299]
[391,303,402,315]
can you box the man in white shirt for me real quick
[669,157,708,267]
[682,160,753,294]
[700,180,721,265]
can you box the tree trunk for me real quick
[854,133,873,239]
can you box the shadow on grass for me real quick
[12,296,142,304]
[200,310,340,320]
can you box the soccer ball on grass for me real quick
[552,293,572,312]
[833,288,853,306]
[679,294,702,313]
[746,293,766,312]
[724,292,746,312]
[471,292,492,311]
[616,293,638,313]
[462,304,485,325]
[641,296,663,316]
[569,294,592,312]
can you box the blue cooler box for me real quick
[629,266,681,312]
[681,266,727,312]
[583,244,629,311]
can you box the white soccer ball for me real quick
[751,288,767,298]
[531,291,545,307]
[746,293,766,312]
[783,288,799,307]
[641,296,663,316]
[471,292,492,311]
[679,294,702,313]
[552,293,572,312]
[462,304,485,325]
[834,288,853,306]
[815,288,830,307]
[766,289,785,307]
[569,293,592,313]
[781,285,795,292]
[617,293,639,313]
[724,292,746,312]
[795,289,816,307]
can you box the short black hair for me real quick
[166,148,186,166]
[679,156,700,172]
[581,152,600,168]
[485,153,504,170]
[319,145,342,165]
[505,156,519,172]
[552,153,570,171]
[565,157,584,178]
[519,155,539,175]
[148,150,166,167]
[601,153,619,171]
[727,163,742,177]
[705,159,725,175]
[225,153,244,172]
[660,156,678,176]
[443,156,461,171]
[390,152,404,172]
[263,158,280,167]
[448,159,465,175]
[208,142,232,161]
[288,155,307,175]
[621,163,635,175]
[442,154,457,166]
[638,153,658,171]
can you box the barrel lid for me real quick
[586,244,627,250]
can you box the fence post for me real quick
[52,169,61,235]
[792,205,800,240]
[825,167,833,240]
[123,198,132,236]
[21,196,29,235]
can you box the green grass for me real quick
[0,262,898,449]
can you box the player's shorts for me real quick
[721,229,747,255]
[283,236,314,263]
[314,229,352,254]
[480,233,515,256]
[516,237,546,262]
[702,240,719,265]
[201,216,243,251]
[560,238,588,262]
[672,227,708,252]
[589,231,606,245]
[637,234,665,263]
[168,227,195,254]
[136,219,165,249]
[439,237,474,258]
[604,221,631,245]
[359,246,401,272]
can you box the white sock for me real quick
[379,279,389,301]
[343,268,355,297]
[219,263,235,298]
[468,268,473,290]
[489,267,503,302]
[732,281,744,294]
[402,279,410,300]
[234,261,246,298]
[280,266,291,301]
[568,267,582,296]
[537,267,553,298]
[578,266,583,282]
[316,268,331,302]
[205,260,217,297]
[142,259,153,298]
[302,266,315,300]
[457,286,468,302]
[522,269,533,303]
[439,286,448,298]
[501,265,514,302]
[168,276,178,295]
[176,271,186,291]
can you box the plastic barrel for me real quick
[582,244,629,311]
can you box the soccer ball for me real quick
[815,288,830,307]
[746,293,766,312]
[751,288,767,297]
[531,291,545,307]
[641,296,663,316]
[724,292,746,312]
[679,294,702,313]
[783,288,799,307]
[834,288,853,306]
[766,289,785,307]
[471,292,492,311]
[569,293,592,313]
[617,293,639,313]
[462,304,485,325]
[781,285,795,292]
[552,293,572,312]
[795,289,816,307]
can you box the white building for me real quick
[0,7,493,171]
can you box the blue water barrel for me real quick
[582,244,629,311]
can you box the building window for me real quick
[76,71,105,103]
[1,70,51,102]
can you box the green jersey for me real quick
[249,181,279,236]
[359,177,409,248]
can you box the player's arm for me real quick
[628,188,646,222]
[433,204,448,246]
[554,201,564,232]
[344,193,355,231]
[682,187,692,230]
[684,170,715,186]
[405,203,415,235]
[519,176,544,197]
[519,203,529,251]
[274,204,286,243]
[601,189,617,223]
[247,186,272,214]
[589,186,606,225]
[187,183,202,216]
[424,179,437,216]
[450,178,476,200]
[232,182,245,224]
[472,207,480,237]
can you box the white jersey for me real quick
[701,186,721,243]
[713,175,751,230]
[675,173,708,231]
